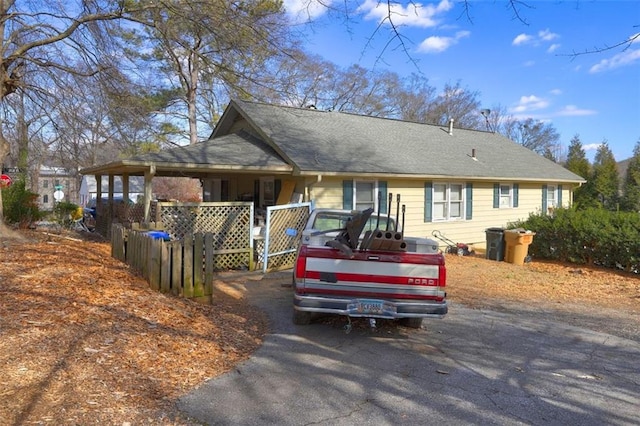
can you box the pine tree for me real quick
[621,139,640,211]
[592,141,620,210]
[564,134,597,209]
[565,135,590,178]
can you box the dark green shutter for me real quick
[493,183,499,208]
[378,181,388,214]
[465,183,473,220]
[424,182,433,222]
[558,184,563,206]
[513,184,519,208]
[542,184,548,213]
[343,180,353,210]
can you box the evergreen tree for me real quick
[564,134,597,209]
[592,141,620,210]
[621,139,640,211]
[565,134,590,177]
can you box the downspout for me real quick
[305,175,322,209]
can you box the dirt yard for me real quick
[0,228,638,425]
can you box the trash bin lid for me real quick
[485,227,505,233]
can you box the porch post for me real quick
[143,165,155,224]
[95,174,102,202]
[122,173,130,202]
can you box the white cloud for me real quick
[513,28,560,51]
[589,48,640,73]
[418,30,470,53]
[523,60,535,67]
[547,43,561,53]
[283,0,332,21]
[512,33,532,46]
[538,29,559,42]
[359,0,453,28]
[557,105,597,116]
[582,143,603,152]
[510,95,549,113]
[550,89,562,95]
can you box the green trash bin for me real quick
[485,227,505,261]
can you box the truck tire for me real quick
[400,318,423,329]
[293,310,312,325]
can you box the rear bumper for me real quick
[294,294,448,319]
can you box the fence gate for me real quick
[261,203,311,272]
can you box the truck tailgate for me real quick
[295,246,446,301]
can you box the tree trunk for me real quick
[0,132,9,222]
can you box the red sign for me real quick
[0,174,11,187]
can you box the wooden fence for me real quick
[111,224,254,303]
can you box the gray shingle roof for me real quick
[131,130,290,169]
[227,99,585,183]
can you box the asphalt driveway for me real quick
[178,272,640,425]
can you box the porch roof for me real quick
[80,130,292,177]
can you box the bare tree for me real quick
[503,117,561,156]
[0,0,155,224]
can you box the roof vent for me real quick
[448,118,454,135]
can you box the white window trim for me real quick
[433,182,466,221]
[547,185,557,209]
[499,183,514,209]
[352,180,380,211]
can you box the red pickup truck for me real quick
[293,208,448,328]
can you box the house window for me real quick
[43,194,48,204]
[433,183,464,221]
[547,185,557,209]
[499,184,513,208]
[43,180,48,188]
[354,181,375,211]
[343,180,386,212]
[259,177,274,208]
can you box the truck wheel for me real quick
[400,318,423,329]
[293,310,312,325]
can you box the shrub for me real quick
[511,207,640,272]
[53,201,81,226]
[1,179,44,228]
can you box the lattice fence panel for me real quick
[157,202,253,270]
[263,203,311,271]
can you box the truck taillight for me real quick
[439,263,446,288]
[295,245,307,282]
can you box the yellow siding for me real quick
[309,178,344,209]
[308,177,572,251]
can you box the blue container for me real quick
[146,231,171,241]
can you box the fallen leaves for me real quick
[0,229,268,425]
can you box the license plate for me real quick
[347,299,395,316]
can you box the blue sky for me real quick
[284,0,640,162]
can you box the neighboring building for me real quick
[78,175,145,206]
[81,99,585,247]
[36,166,80,211]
